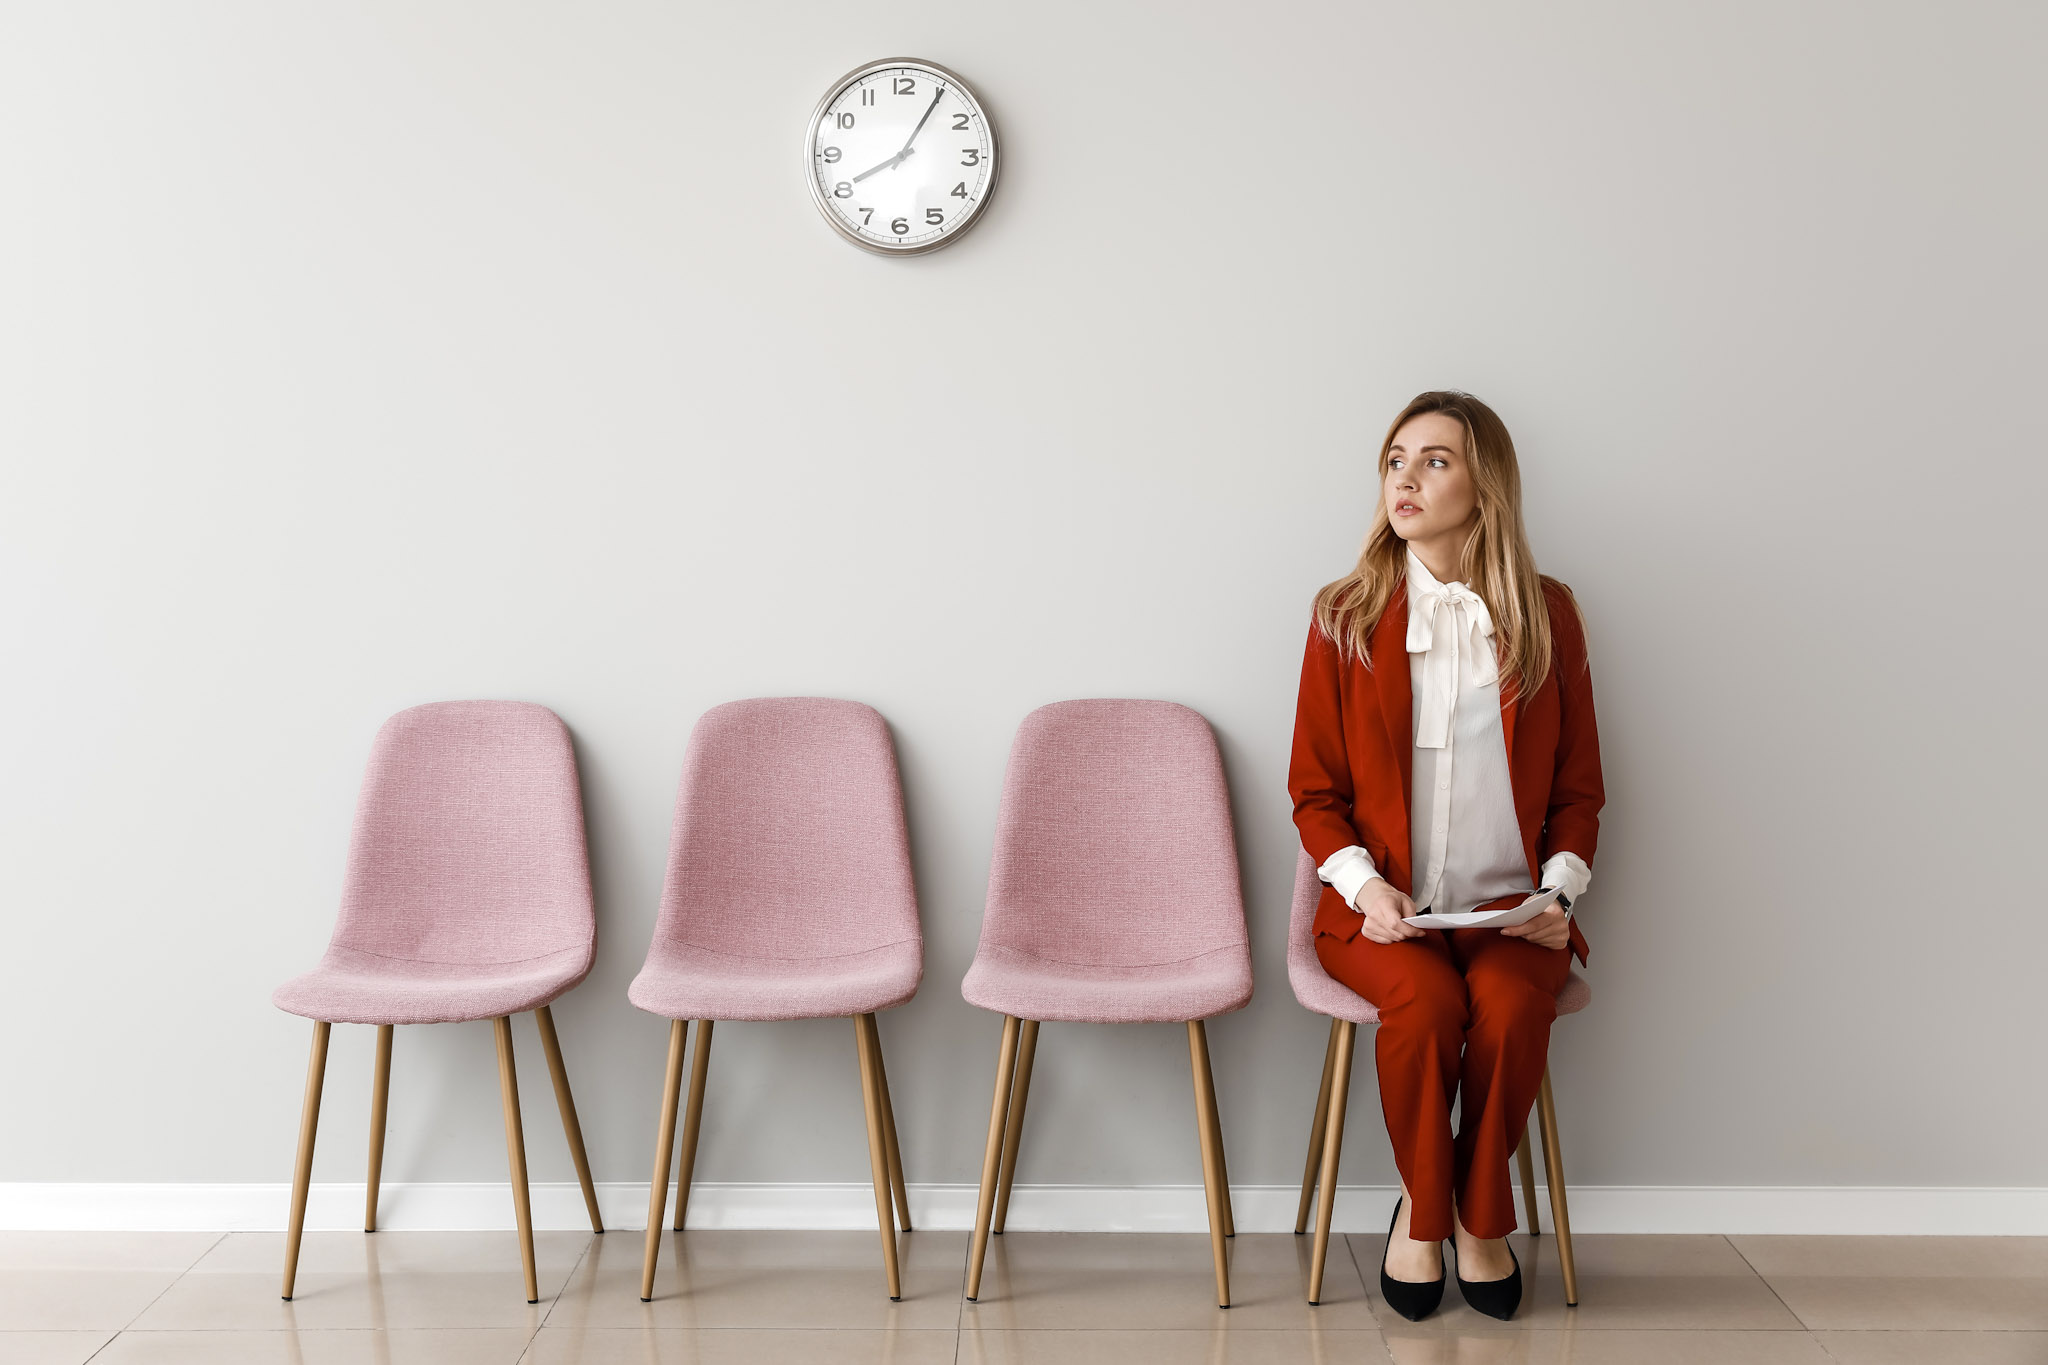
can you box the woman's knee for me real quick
[1380,975,1470,1046]
[1466,973,1557,1038]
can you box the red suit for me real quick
[1289,577,1603,1241]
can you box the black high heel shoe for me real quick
[1453,1233,1523,1320]
[1378,1195,1446,1321]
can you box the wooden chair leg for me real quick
[992,1019,1039,1235]
[866,1013,911,1232]
[966,1015,1022,1301]
[854,1014,903,1300]
[1516,1129,1541,1236]
[1307,1020,1356,1305]
[1535,1066,1580,1306]
[533,1006,602,1234]
[364,1024,393,1234]
[672,1020,714,1231]
[491,1017,539,1303]
[1198,1025,1235,1239]
[639,1019,687,1302]
[1186,1019,1232,1308]
[281,1020,331,1301]
[1295,1018,1341,1235]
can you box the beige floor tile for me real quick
[0,1270,194,1332]
[1348,1234,1805,1332]
[542,1229,963,1331]
[0,1232,223,1271]
[1735,1228,2048,1329]
[126,1267,571,1332]
[957,1233,1376,1331]
[960,1327,1394,1364]
[91,1328,533,1363]
[1730,1236,2048,1279]
[186,1231,593,1277]
[1809,1331,2048,1364]
[1748,1279,2048,1331]
[0,1331,118,1365]
[1380,1327,1836,1363]
[525,1327,961,1364]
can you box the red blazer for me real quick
[1289,577,1604,967]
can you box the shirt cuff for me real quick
[1317,845,1383,910]
[1538,851,1592,908]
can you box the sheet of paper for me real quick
[1401,885,1563,930]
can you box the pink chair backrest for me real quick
[981,699,1247,968]
[651,698,920,957]
[1289,846,1322,959]
[330,701,594,966]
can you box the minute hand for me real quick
[896,85,945,157]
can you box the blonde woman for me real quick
[1289,391,1604,1321]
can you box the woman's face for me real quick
[1383,412,1480,546]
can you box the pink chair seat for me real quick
[273,943,592,1027]
[629,937,922,1023]
[962,942,1252,1025]
[1287,849,1589,1024]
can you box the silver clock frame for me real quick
[804,57,1001,256]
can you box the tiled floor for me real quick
[3,1229,2044,1363]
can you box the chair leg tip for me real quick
[890,1296,901,1302]
[526,1299,538,1305]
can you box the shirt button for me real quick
[1439,781,1449,790]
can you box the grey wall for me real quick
[2,0,2042,1199]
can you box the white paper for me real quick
[1401,885,1563,930]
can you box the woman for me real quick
[1289,390,1603,1322]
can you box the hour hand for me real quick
[851,149,911,183]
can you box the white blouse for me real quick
[1318,547,1592,916]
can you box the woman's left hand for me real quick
[1500,907,1571,950]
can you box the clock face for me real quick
[806,59,998,255]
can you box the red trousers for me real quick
[1314,925,1569,1242]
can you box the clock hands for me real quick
[847,85,947,185]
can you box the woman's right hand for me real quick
[1357,880,1427,943]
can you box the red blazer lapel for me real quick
[1373,581,1413,868]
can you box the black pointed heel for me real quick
[1378,1195,1446,1321]
[1454,1236,1523,1320]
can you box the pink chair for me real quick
[1287,848,1591,1306]
[272,701,602,1304]
[962,699,1253,1308]
[630,698,922,1302]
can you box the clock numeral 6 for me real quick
[890,217,909,234]
[822,146,841,164]
[894,76,915,95]
[833,182,852,199]
[950,182,970,200]
[960,148,981,166]
[952,113,970,131]
[836,112,855,128]
[925,208,943,226]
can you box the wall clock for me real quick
[806,58,999,255]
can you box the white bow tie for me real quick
[1407,579,1498,749]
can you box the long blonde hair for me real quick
[1313,390,1582,702]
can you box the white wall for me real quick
[2,0,2043,1214]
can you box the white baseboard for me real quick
[3,1182,2045,1235]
